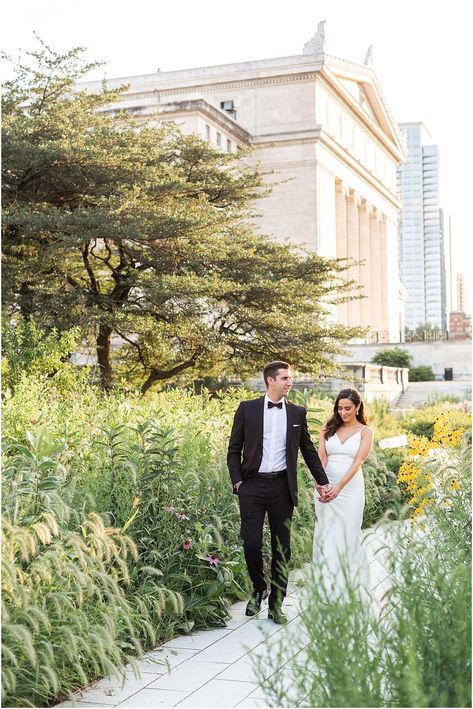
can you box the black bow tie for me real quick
[268,401,283,409]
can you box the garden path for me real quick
[56,525,393,709]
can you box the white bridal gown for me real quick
[313,429,370,600]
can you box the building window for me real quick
[226,139,232,153]
[220,100,236,120]
[216,132,221,147]
[205,124,210,140]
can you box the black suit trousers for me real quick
[238,474,294,609]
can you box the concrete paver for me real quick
[174,679,259,708]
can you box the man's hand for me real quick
[234,481,242,493]
[315,483,331,501]
[320,482,342,502]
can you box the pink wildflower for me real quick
[207,554,219,566]
[183,539,192,551]
[176,511,190,521]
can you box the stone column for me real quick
[359,200,371,328]
[369,209,383,336]
[335,180,349,324]
[346,189,361,326]
[316,167,337,258]
[378,215,388,340]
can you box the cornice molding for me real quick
[120,71,321,103]
[140,99,252,141]
[256,159,318,170]
[251,128,321,145]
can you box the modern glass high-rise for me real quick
[397,123,447,330]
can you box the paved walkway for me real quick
[57,527,392,709]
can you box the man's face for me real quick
[268,368,293,400]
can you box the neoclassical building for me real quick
[82,22,406,341]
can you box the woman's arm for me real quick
[322,427,374,502]
[318,425,328,469]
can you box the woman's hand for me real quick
[315,483,331,501]
[320,482,343,502]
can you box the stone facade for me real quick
[81,24,406,340]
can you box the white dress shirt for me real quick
[258,394,287,473]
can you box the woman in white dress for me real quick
[313,388,374,599]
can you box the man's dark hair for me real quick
[263,361,290,387]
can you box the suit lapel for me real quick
[285,399,293,450]
[256,396,265,446]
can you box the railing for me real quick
[358,329,452,344]
[318,363,409,402]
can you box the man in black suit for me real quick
[227,361,330,624]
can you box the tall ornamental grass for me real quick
[4,369,465,706]
[252,443,471,708]
[2,374,330,705]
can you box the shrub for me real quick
[409,364,435,381]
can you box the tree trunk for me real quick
[140,353,202,395]
[19,282,35,318]
[141,370,160,396]
[96,325,113,390]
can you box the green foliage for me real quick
[367,398,404,438]
[2,315,82,393]
[1,426,166,708]
[409,364,435,381]
[400,401,471,439]
[252,445,472,708]
[2,40,360,393]
[362,450,404,526]
[4,371,455,706]
[288,388,327,439]
[371,347,411,368]
[1,376,256,705]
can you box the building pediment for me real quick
[320,54,405,161]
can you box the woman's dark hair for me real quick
[324,388,368,440]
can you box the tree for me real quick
[371,347,411,368]
[2,39,361,393]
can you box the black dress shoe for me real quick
[245,589,268,616]
[268,607,288,624]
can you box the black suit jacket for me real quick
[227,396,329,506]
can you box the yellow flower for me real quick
[396,413,465,519]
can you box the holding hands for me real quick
[319,482,342,503]
[315,482,343,503]
[315,483,332,502]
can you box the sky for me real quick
[2,0,470,299]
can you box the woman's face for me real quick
[337,397,358,424]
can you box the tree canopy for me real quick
[2,39,361,392]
